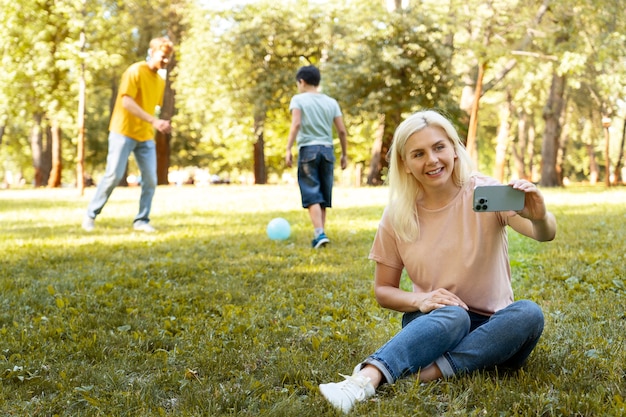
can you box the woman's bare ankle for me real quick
[418,363,443,382]
[359,364,384,388]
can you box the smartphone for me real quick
[473,185,525,212]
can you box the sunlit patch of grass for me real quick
[0,185,624,416]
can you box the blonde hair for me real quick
[387,110,475,241]
[149,37,174,55]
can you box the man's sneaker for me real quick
[312,233,330,248]
[319,373,375,413]
[82,216,95,232]
[133,221,156,233]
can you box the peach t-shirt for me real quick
[369,175,516,316]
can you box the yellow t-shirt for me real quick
[109,61,165,141]
[369,175,516,316]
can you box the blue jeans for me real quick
[86,132,157,224]
[297,145,335,208]
[363,300,544,383]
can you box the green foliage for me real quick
[1,0,626,187]
[175,0,326,177]
[0,0,181,182]
[0,185,624,416]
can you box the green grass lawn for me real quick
[0,184,624,416]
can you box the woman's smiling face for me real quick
[403,126,458,192]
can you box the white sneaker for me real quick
[319,372,375,413]
[82,216,95,232]
[133,221,156,233]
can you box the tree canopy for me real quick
[1,0,625,188]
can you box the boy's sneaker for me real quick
[319,373,375,414]
[311,233,330,248]
[133,220,156,233]
[82,216,95,232]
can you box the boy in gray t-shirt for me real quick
[285,65,348,248]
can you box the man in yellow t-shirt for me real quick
[82,37,174,233]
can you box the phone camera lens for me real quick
[481,204,488,210]
[479,198,486,204]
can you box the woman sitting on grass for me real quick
[319,110,557,413]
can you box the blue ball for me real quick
[266,217,291,240]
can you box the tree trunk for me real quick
[512,110,537,181]
[41,125,52,186]
[367,114,386,186]
[465,62,485,167]
[612,118,625,185]
[557,110,570,185]
[30,114,45,187]
[527,116,536,181]
[156,53,176,185]
[77,60,86,194]
[603,122,611,187]
[459,1,550,166]
[367,112,400,186]
[77,11,87,195]
[385,0,400,10]
[512,110,528,180]
[155,133,170,185]
[540,71,566,187]
[480,0,551,94]
[253,112,267,184]
[493,92,512,183]
[47,122,62,188]
[587,142,599,184]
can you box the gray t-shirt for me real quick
[289,92,342,148]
